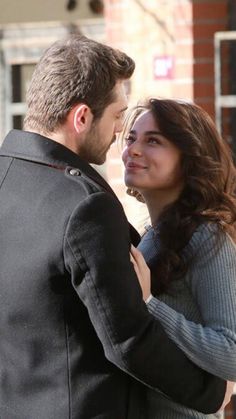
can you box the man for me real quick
[0,34,225,419]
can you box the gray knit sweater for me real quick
[138,223,236,419]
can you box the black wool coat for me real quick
[0,130,225,419]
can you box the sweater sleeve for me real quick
[147,226,236,381]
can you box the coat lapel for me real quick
[0,130,140,246]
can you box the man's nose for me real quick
[115,119,124,133]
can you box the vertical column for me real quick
[172,0,194,100]
[103,0,129,208]
[0,48,4,141]
[192,0,228,118]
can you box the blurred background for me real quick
[0,1,235,417]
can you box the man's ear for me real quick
[73,104,93,134]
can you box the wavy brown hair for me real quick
[123,98,236,295]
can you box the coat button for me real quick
[69,168,81,176]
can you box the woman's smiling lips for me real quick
[125,161,147,171]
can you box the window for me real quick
[11,63,35,129]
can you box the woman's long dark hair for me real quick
[123,98,236,295]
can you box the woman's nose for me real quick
[127,141,142,156]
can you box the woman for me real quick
[122,98,236,418]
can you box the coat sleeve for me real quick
[63,191,226,413]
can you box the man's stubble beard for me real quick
[80,123,112,165]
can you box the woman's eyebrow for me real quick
[144,130,163,135]
[129,130,162,135]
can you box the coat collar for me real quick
[0,130,140,245]
[0,129,113,195]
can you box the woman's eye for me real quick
[148,137,160,144]
[116,111,125,121]
[125,136,135,145]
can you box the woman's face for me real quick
[122,110,183,198]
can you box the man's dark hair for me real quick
[24,34,135,133]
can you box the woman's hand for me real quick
[218,381,235,411]
[130,245,151,301]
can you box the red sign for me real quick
[153,56,174,80]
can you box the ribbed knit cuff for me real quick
[145,294,154,304]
